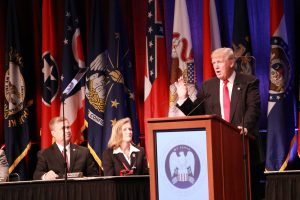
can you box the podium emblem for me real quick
[165,145,200,189]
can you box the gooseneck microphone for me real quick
[187,94,211,116]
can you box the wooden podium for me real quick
[146,115,251,200]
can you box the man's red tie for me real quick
[223,80,230,122]
[62,150,69,171]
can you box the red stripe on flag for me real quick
[202,0,214,80]
[70,103,85,144]
[270,0,284,35]
[73,29,85,67]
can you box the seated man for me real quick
[33,117,99,180]
[0,149,9,181]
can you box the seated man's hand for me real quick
[43,170,59,180]
[174,76,188,100]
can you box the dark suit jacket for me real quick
[102,146,148,176]
[178,73,261,134]
[33,143,99,180]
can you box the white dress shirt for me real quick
[113,144,140,165]
[56,143,71,168]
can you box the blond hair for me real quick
[49,116,67,131]
[211,47,235,61]
[107,117,131,149]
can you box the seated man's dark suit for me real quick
[102,146,148,176]
[33,143,99,179]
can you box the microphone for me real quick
[187,94,210,116]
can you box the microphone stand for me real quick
[240,84,249,200]
[241,114,249,200]
[186,94,210,116]
[61,96,68,200]
[60,67,89,200]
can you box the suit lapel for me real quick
[211,78,221,116]
[69,144,77,172]
[116,153,131,170]
[230,75,243,122]
[52,144,65,171]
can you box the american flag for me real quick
[61,0,86,144]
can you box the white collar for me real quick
[56,143,70,152]
[113,144,140,155]
[226,71,236,84]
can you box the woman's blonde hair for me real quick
[107,117,131,149]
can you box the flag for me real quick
[169,0,197,117]
[85,0,107,168]
[41,0,61,149]
[4,0,31,179]
[266,0,297,171]
[61,0,85,144]
[144,0,169,153]
[298,109,300,156]
[202,0,221,80]
[232,0,254,75]
[102,0,140,147]
[297,57,300,157]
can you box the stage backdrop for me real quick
[0,0,299,179]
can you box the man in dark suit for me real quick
[176,47,260,135]
[176,47,262,199]
[33,117,99,180]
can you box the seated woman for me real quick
[102,117,148,176]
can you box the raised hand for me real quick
[174,76,188,100]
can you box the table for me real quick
[0,175,150,200]
[265,171,300,200]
